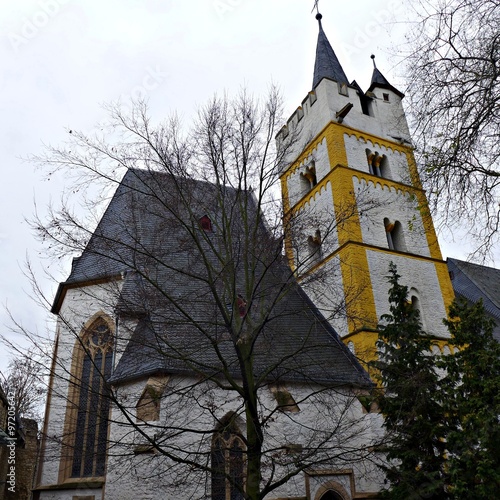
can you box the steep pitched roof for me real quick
[57,168,371,388]
[110,282,370,387]
[448,258,500,340]
[312,14,349,89]
[368,65,404,98]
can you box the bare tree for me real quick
[29,90,382,499]
[1,349,46,426]
[404,0,500,258]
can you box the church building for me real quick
[34,10,459,500]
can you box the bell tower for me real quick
[279,13,455,365]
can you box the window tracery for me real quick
[211,418,245,500]
[300,162,318,195]
[366,149,388,178]
[70,317,113,479]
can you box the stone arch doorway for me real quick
[319,492,344,500]
[314,479,351,500]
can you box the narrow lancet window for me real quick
[71,318,113,478]
[307,229,323,266]
[211,417,245,500]
[384,218,406,252]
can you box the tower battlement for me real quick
[277,69,411,160]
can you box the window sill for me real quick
[33,478,105,491]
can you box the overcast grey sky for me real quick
[0,0,474,373]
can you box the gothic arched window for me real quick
[211,418,245,500]
[314,480,351,500]
[410,288,426,331]
[70,317,113,478]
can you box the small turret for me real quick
[368,54,404,99]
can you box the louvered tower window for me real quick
[71,318,113,478]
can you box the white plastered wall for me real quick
[367,251,450,338]
[368,88,411,143]
[353,176,431,258]
[279,78,410,166]
[344,134,410,183]
[103,376,384,500]
[301,256,349,337]
[292,181,339,271]
[286,138,330,209]
[38,280,121,490]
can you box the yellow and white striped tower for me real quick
[278,13,455,366]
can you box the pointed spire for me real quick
[312,13,349,90]
[368,54,405,98]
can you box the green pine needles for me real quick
[374,262,500,499]
[443,299,500,498]
[373,263,447,499]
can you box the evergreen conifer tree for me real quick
[374,263,448,499]
[442,298,500,498]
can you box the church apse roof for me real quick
[55,168,371,389]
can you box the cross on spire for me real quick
[311,0,320,14]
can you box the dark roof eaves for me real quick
[368,81,405,99]
[109,364,371,389]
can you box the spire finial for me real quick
[312,1,322,26]
[371,54,377,68]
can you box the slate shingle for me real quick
[56,168,371,388]
[448,257,500,340]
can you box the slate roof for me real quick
[312,14,349,89]
[368,66,405,98]
[56,168,371,389]
[448,258,500,340]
